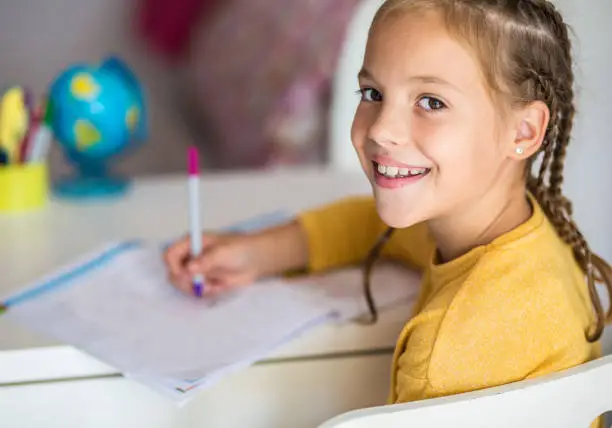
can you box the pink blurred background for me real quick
[0,0,359,178]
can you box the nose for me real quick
[367,104,410,147]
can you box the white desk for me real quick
[0,167,418,428]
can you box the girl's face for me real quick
[352,10,518,228]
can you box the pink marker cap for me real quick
[187,146,200,176]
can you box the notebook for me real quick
[2,212,418,405]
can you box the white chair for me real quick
[328,0,385,171]
[318,354,612,427]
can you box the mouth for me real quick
[371,160,431,189]
[373,161,430,178]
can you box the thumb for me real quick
[187,244,230,274]
[198,231,221,251]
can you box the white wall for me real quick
[553,0,612,262]
[0,0,194,178]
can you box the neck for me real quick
[428,186,532,263]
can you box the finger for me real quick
[169,272,214,298]
[167,272,194,296]
[170,265,253,297]
[165,233,221,276]
[163,238,191,277]
[186,245,233,275]
[201,282,236,297]
[201,280,253,299]
[199,232,221,250]
[204,270,255,290]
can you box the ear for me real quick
[509,100,550,159]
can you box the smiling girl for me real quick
[165,0,612,417]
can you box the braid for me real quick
[524,0,612,342]
[360,227,395,324]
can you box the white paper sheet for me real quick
[4,242,419,404]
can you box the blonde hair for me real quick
[362,0,612,341]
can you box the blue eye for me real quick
[417,96,446,111]
[358,88,382,102]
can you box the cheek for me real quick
[351,105,380,165]
[351,105,371,150]
[413,115,500,180]
[412,118,469,167]
[350,106,376,175]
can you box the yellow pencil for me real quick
[0,87,29,163]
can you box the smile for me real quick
[374,162,429,178]
[372,161,431,189]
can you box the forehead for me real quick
[364,9,485,89]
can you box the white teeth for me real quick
[386,166,398,176]
[375,162,428,178]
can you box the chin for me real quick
[374,198,425,229]
[366,164,435,228]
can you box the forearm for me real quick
[251,220,309,277]
[248,197,434,278]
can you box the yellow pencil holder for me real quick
[0,163,49,213]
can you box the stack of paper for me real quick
[2,215,419,405]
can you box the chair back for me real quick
[319,354,612,428]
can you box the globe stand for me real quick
[53,159,131,200]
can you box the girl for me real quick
[165,0,612,418]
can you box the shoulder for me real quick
[448,246,576,321]
[427,246,589,392]
[441,243,586,340]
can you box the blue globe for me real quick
[47,56,147,199]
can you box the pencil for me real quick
[187,146,204,297]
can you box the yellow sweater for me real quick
[297,195,600,408]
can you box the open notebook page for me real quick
[4,244,332,380]
[4,240,420,403]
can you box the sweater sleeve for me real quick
[296,196,435,273]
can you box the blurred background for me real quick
[0,0,361,176]
[0,0,610,257]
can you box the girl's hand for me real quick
[163,220,309,296]
[164,232,263,296]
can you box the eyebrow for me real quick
[358,68,463,93]
[357,68,373,80]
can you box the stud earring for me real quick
[515,147,524,155]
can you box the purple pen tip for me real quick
[193,282,203,298]
[187,146,200,176]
